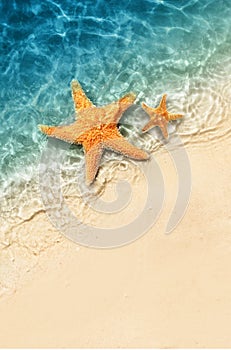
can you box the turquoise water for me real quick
[0,0,231,192]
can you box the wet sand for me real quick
[0,127,230,347]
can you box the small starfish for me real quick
[39,80,149,185]
[141,94,183,138]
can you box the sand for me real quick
[0,127,230,347]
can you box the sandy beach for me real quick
[1,0,231,346]
[0,117,230,347]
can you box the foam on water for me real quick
[0,0,231,202]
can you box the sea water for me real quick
[0,0,231,204]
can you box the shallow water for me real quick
[0,0,231,197]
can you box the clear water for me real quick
[0,0,231,194]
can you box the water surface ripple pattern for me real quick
[0,0,231,192]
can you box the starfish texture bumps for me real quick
[141,94,183,139]
[39,80,149,185]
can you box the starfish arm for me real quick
[159,94,167,111]
[85,144,103,185]
[168,113,184,121]
[159,123,169,139]
[101,103,120,124]
[102,92,136,124]
[142,120,155,133]
[118,92,136,107]
[104,137,149,160]
[71,80,93,114]
[142,117,169,138]
[141,102,153,115]
[141,102,161,117]
[39,124,80,144]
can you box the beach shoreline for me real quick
[0,126,230,346]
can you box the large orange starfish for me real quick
[141,94,183,138]
[39,80,149,185]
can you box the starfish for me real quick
[39,80,149,185]
[141,94,183,138]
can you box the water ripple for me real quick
[0,0,231,201]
